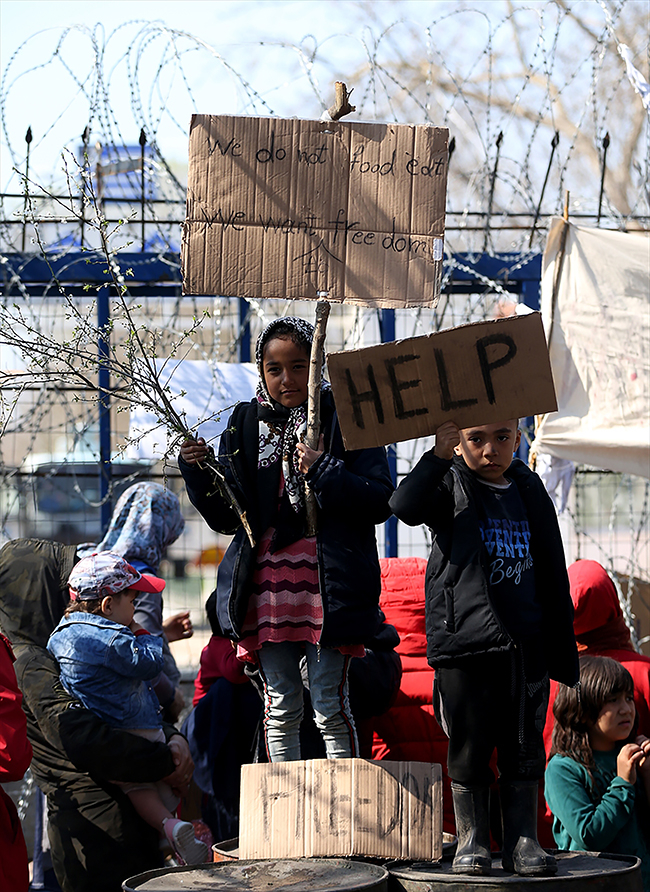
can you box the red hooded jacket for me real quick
[0,633,33,892]
[369,558,457,833]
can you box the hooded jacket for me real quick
[389,451,579,686]
[179,391,394,647]
[95,481,186,705]
[0,538,179,892]
[0,633,32,892]
[543,560,650,745]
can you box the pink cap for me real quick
[68,552,166,600]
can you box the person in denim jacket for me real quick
[47,551,208,866]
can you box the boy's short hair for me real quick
[67,552,165,601]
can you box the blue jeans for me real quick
[257,641,358,762]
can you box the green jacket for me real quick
[545,750,650,891]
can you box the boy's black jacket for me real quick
[389,452,579,687]
[179,392,394,648]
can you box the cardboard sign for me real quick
[327,312,557,450]
[182,115,448,307]
[239,759,443,861]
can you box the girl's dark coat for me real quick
[179,393,394,648]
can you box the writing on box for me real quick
[239,759,442,861]
[327,312,558,450]
[182,115,449,307]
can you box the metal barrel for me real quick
[122,857,389,891]
[209,835,457,865]
[212,837,239,862]
[387,851,642,891]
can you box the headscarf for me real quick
[0,538,78,648]
[254,316,328,514]
[96,482,185,573]
[568,559,635,654]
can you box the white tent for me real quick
[127,360,258,461]
[531,218,650,479]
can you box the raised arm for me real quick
[303,443,394,525]
[389,450,453,528]
[178,428,246,535]
[545,754,636,851]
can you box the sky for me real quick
[3,1,638,210]
[1,0,370,44]
[0,0,443,186]
[0,0,370,66]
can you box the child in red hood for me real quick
[544,559,650,753]
[0,632,32,892]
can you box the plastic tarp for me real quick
[127,360,257,461]
[531,218,650,478]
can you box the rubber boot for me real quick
[500,780,557,876]
[451,783,492,875]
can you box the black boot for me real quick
[500,780,557,876]
[451,783,492,875]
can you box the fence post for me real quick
[98,287,112,534]
[238,297,251,362]
[380,308,398,558]
[21,127,32,252]
[140,128,147,250]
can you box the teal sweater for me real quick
[545,749,650,890]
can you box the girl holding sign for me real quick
[179,316,393,761]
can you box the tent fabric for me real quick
[531,218,650,478]
[127,360,258,460]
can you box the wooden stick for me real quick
[327,82,356,121]
[531,197,571,469]
[305,300,331,535]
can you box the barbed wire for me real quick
[0,1,648,612]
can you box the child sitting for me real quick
[389,418,578,877]
[546,655,650,890]
[47,552,208,866]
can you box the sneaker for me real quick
[165,819,209,865]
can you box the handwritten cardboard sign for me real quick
[239,759,442,861]
[182,115,448,307]
[327,312,557,450]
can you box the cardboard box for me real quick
[182,115,448,307]
[239,759,443,861]
[327,312,558,450]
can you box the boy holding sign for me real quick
[390,418,578,878]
